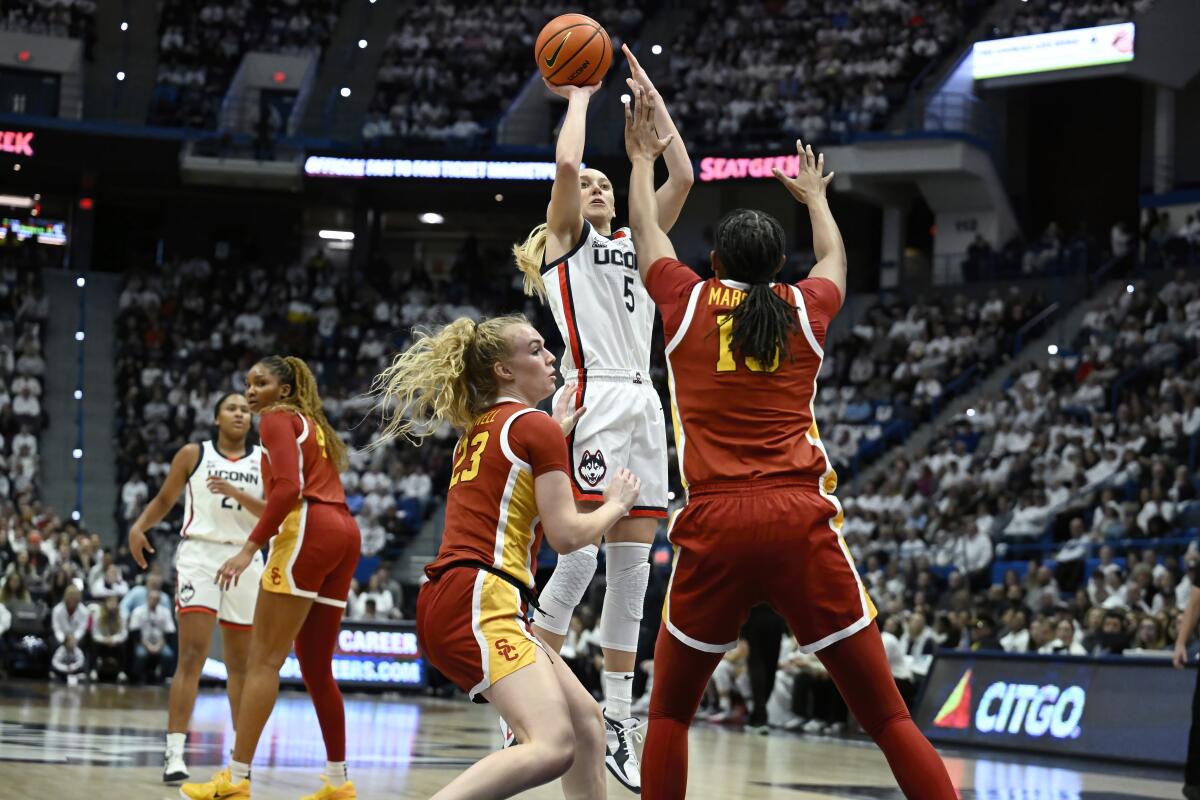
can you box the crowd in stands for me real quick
[0,240,49,505]
[0,500,176,684]
[363,1,649,147]
[150,0,340,129]
[990,0,1153,38]
[0,0,96,58]
[661,0,988,151]
[817,285,1047,472]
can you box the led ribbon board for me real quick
[304,156,563,180]
[972,23,1135,80]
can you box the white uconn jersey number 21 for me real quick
[542,219,653,376]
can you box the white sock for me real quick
[166,732,185,753]
[229,760,251,783]
[604,671,635,720]
[324,761,348,786]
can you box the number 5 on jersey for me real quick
[450,432,490,487]
[715,314,780,373]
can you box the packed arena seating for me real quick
[0,239,49,506]
[363,1,648,148]
[150,0,341,129]
[817,286,1048,474]
[990,0,1153,39]
[0,0,96,57]
[660,0,989,150]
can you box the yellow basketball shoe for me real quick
[301,776,357,800]
[179,767,251,800]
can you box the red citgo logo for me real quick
[933,669,973,730]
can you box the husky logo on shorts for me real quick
[178,581,194,605]
[579,449,607,487]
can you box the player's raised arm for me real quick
[545,80,601,251]
[624,82,677,283]
[127,442,200,568]
[623,44,693,233]
[774,139,846,303]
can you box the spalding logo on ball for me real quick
[535,13,613,87]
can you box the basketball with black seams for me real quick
[535,13,612,87]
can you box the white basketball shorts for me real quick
[174,538,264,628]
[554,370,668,519]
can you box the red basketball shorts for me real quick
[663,478,877,654]
[262,500,361,609]
[417,567,541,700]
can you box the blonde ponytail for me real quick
[369,314,530,446]
[512,223,550,302]
[256,355,349,471]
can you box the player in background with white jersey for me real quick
[128,392,265,785]
[511,44,691,792]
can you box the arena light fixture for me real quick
[419,212,445,225]
[494,194,503,202]
[318,229,355,241]
[11,164,19,172]
[0,194,33,208]
[75,331,85,341]
[74,390,82,400]
[651,44,663,55]
[72,448,82,459]
[966,408,976,417]
[340,87,351,98]
[1047,344,1058,355]
[358,39,368,49]
[620,93,631,104]
[75,277,85,287]
[116,71,126,81]
[71,510,80,521]
[120,21,128,31]
[1126,284,1135,294]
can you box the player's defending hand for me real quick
[622,43,661,101]
[605,467,642,513]
[623,82,673,163]
[774,139,834,206]
[552,389,587,437]
[128,526,155,570]
[543,78,601,100]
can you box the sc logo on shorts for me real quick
[494,638,520,662]
[270,567,282,586]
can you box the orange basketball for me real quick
[534,13,612,87]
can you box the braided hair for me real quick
[714,209,799,366]
[255,355,348,470]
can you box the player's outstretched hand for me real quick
[605,467,642,513]
[543,78,601,100]
[624,82,673,163]
[1175,640,1190,669]
[623,43,660,99]
[773,139,834,206]
[552,389,587,437]
[128,527,155,570]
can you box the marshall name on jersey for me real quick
[181,440,263,545]
[542,219,653,376]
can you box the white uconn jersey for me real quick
[542,219,653,376]
[181,440,263,545]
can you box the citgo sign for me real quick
[916,653,1189,767]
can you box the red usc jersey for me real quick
[248,410,347,546]
[426,401,570,588]
[645,258,843,489]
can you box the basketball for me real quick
[534,13,612,87]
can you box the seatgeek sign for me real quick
[0,130,35,157]
[915,653,1189,766]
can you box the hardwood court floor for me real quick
[0,680,1181,799]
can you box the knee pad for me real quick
[533,544,598,636]
[599,542,651,652]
